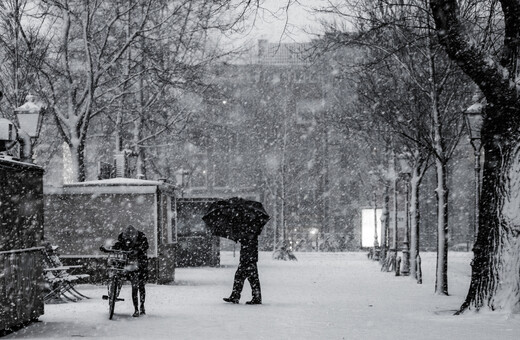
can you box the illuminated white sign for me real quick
[361,208,382,247]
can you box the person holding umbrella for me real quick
[202,197,269,305]
[223,232,262,305]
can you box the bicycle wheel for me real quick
[108,278,118,320]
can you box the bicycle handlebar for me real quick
[99,246,131,254]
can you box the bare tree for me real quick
[100,0,294,181]
[23,0,166,181]
[346,57,434,276]
[0,0,44,114]
[122,0,239,179]
[429,0,520,313]
[317,0,471,293]
[6,0,271,182]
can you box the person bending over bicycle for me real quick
[113,224,149,317]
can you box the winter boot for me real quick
[140,304,146,315]
[223,297,239,304]
[132,310,140,317]
[245,298,262,305]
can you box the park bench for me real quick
[42,244,90,303]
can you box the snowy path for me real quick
[5,251,520,339]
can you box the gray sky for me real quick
[250,0,325,42]
[218,1,346,62]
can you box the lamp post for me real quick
[465,102,484,243]
[373,191,379,261]
[368,170,379,261]
[398,154,412,276]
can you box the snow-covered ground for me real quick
[5,251,520,339]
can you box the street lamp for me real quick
[0,94,44,162]
[465,101,484,243]
[15,94,44,139]
[398,153,412,276]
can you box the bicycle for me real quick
[100,246,137,320]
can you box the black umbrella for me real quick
[202,197,270,242]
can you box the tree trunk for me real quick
[272,189,278,251]
[427,27,450,295]
[409,168,421,280]
[432,75,449,295]
[70,141,86,182]
[280,99,288,246]
[135,65,145,178]
[116,0,133,154]
[434,157,449,295]
[380,144,392,264]
[135,2,146,178]
[459,122,520,313]
[134,113,145,178]
[379,183,389,263]
[391,152,398,265]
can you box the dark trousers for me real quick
[128,269,146,310]
[231,262,261,301]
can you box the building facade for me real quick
[177,40,365,251]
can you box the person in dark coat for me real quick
[223,233,262,305]
[113,225,149,317]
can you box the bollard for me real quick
[401,248,410,276]
[395,256,401,276]
[416,255,422,284]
